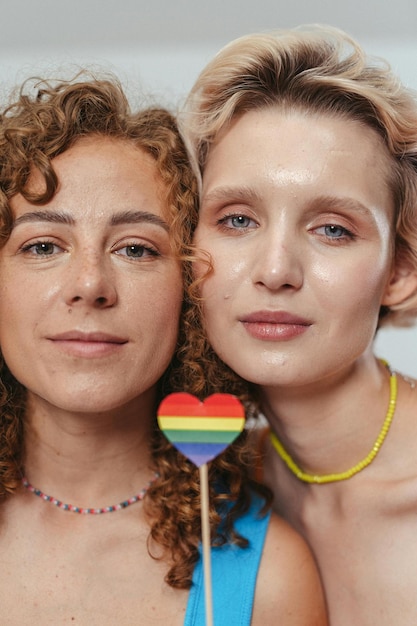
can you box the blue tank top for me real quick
[184,496,270,625]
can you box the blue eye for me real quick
[218,214,255,229]
[126,245,147,257]
[231,215,251,228]
[315,224,355,241]
[324,225,347,238]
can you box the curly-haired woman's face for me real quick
[0,137,182,415]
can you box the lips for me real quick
[240,310,310,325]
[47,331,128,358]
[239,310,311,340]
[48,331,127,343]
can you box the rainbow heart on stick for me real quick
[157,393,245,467]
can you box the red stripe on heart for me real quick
[158,392,245,418]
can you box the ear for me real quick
[382,263,417,306]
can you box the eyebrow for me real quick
[12,209,170,232]
[310,195,375,217]
[203,188,377,217]
[201,185,264,207]
[13,210,75,227]
[110,210,169,231]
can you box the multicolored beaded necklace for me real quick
[22,472,159,514]
[269,360,397,484]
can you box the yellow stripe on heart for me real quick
[157,416,245,431]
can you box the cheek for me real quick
[313,255,391,316]
[146,284,183,372]
[151,273,183,332]
[0,281,34,336]
[197,245,248,300]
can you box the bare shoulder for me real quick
[252,512,328,626]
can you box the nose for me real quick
[63,251,117,308]
[251,230,303,292]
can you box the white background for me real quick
[2,0,417,375]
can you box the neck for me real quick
[23,394,156,505]
[261,356,390,479]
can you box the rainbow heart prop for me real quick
[157,393,245,467]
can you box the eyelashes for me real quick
[20,240,62,256]
[314,224,356,242]
[20,240,161,259]
[215,213,356,244]
[217,213,258,231]
[114,243,160,258]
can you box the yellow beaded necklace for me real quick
[269,362,397,484]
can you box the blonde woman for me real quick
[182,25,417,626]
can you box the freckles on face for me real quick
[0,137,183,414]
[194,108,396,386]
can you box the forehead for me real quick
[17,136,171,221]
[212,106,391,166]
[38,136,160,186]
[203,107,395,208]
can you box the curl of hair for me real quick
[0,73,270,589]
[181,24,417,327]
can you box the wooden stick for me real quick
[199,463,214,626]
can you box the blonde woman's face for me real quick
[0,137,183,415]
[194,108,397,389]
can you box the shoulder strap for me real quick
[184,495,271,626]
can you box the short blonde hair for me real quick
[182,25,417,326]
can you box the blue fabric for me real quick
[184,496,271,625]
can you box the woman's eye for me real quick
[316,224,355,240]
[116,244,159,258]
[22,241,61,255]
[218,214,255,229]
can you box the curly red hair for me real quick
[0,73,270,589]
